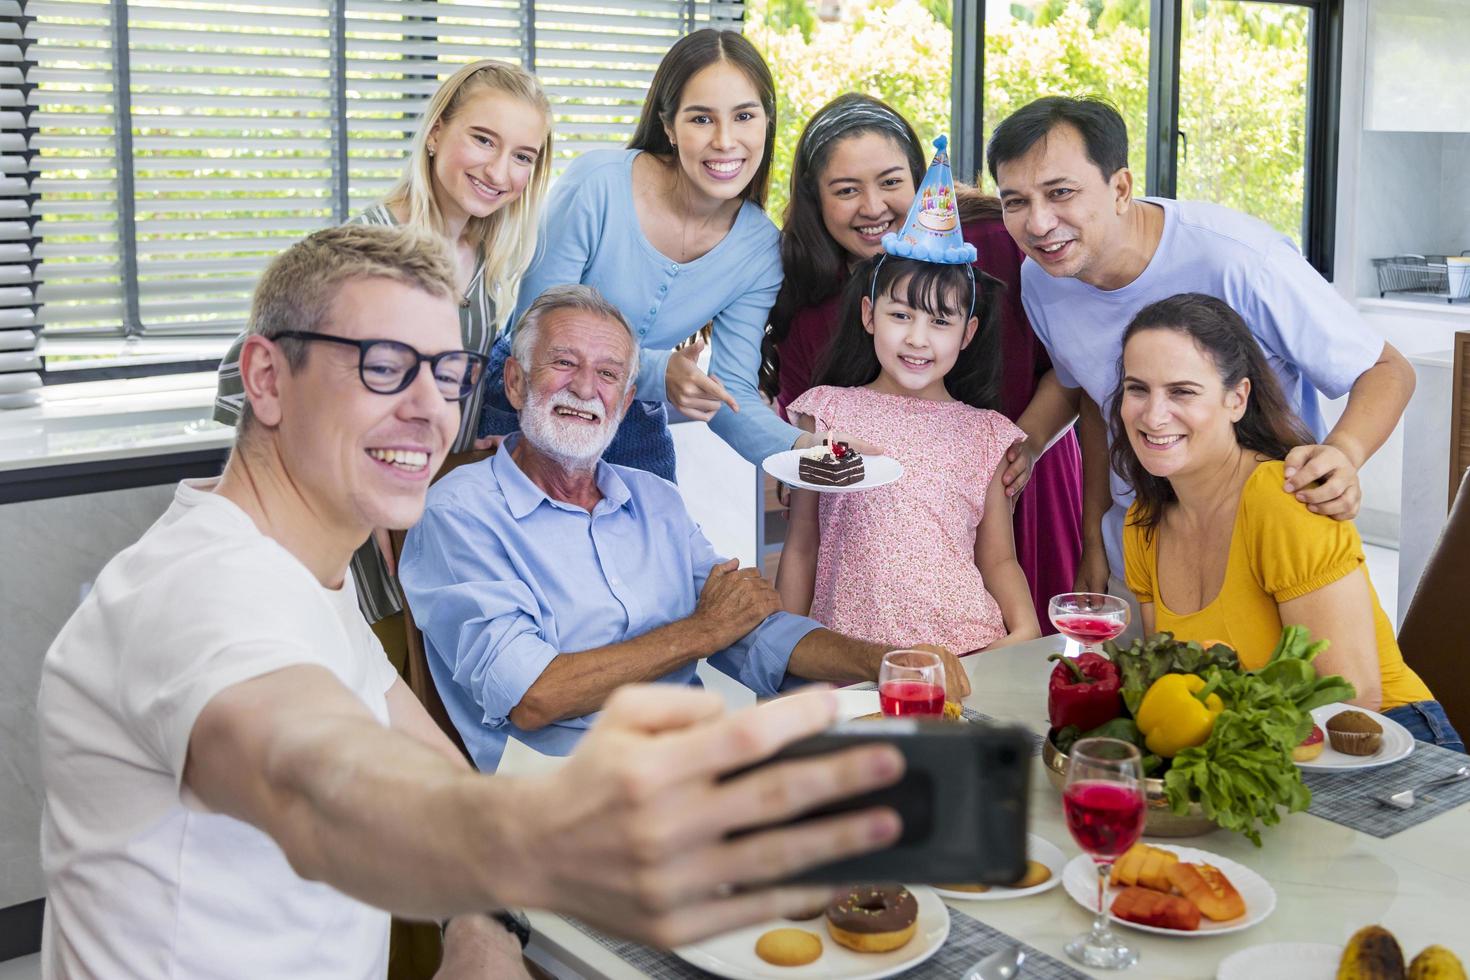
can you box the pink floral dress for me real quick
[786,385,1025,653]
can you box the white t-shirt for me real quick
[38,479,400,980]
[1020,197,1385,579]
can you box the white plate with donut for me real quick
[671,884,949,979]
[930,833,1065,901]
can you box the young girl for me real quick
[778,250,1041,652]
[764,93,1081,631]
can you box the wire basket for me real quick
[1373,253,1470,303]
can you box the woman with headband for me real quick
[763,93,1082,629]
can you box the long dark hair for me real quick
[1109,293,1315,533]
[628,29,776,208]
[813,255,1001,411]
[761,94,1002,399]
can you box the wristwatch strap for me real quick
[439,909,531,950]
[490,909,532,950]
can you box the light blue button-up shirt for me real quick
[399,437,822,772]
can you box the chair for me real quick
[1396,467,1470,737]
[387,447,496,763]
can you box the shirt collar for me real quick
[492,433,634,520]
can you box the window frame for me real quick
[950,0,1344,278]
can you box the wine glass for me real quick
[1063,737,1147,970]
[877,649,945,719]
[1049,593,1130,655]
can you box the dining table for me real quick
[508,632,1470,979]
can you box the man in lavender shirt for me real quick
[986,97,1415,592]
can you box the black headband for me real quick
[799,102,915,173]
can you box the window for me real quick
[951,0,1340,275]
[747,0,953,226]
[6,0,740,394]
[1176,0,1312,246]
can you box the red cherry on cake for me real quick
[1292,723,1325,762]
[831,441,849,458]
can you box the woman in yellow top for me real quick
[1110,293,1461,752]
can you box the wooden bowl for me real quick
[1042,734,1219,838]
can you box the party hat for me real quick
[881,135,977,265]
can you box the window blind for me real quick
[17,0,743,384]
[1,0,41,406]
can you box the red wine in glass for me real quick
[878,649,947,719]
[1064,781,1146,858]
[1053,615,1126,647]
[879,680,946,718]
[1048,593,1130,654]
[1062,737,1146,970]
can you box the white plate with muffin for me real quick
[930,833,1064,901]
[1295,704,1414,770]
[672,884,948,979]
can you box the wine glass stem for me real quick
[1093,863,1111,939]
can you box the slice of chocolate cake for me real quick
[798,440,864,487]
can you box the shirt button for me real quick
[648,306,657,315]
[638,328,646,336]
[668,264,677,273]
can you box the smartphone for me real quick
[728,719,1031,885]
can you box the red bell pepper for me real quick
[1047,652,1124,732]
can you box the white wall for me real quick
[0,484,178,910]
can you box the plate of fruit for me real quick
[1062,842,1275,936]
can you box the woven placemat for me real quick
[564,905,1089,979]
[961,707,1045,757]
[1303,740,1470,838]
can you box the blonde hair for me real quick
[384,60,554,332]
[238,224,457,434]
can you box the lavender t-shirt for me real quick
[1020,197,1385,580]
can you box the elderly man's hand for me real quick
[1283,443,1361,520]
[501,686,903,949]
[693,558,783,650]
[910,643,971,702]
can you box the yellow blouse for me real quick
[1123,460,1432,711]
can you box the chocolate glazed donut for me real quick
[825,884,919,953]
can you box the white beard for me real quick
[519,386,624,470]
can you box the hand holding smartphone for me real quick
[729,719,1031,885]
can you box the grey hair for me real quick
[511,284,640,384]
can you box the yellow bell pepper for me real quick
[1134,673,1224,758]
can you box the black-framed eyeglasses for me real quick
[275,330,488,402]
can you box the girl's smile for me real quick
[861,276,978,402]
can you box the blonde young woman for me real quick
[213,59,554,645]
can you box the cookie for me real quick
[1014,860,1052,888]
[755,928,823,967]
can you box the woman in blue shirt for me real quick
[480,29,811,479]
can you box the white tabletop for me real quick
[514,633,1470,979]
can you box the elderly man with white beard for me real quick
[400,284,967,771]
